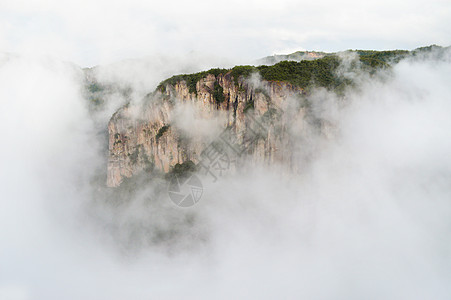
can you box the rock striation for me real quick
[107,71,327,187]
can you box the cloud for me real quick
[1,48,451,300]
[1,0,450,66]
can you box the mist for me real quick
[1,49,451,300]
[2,0,450,66]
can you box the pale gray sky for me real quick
[1,0,450,66]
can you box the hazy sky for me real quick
[1,0,450,66]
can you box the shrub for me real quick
[87,82,104,93]
[156,125,170,141]
[230,65,257,85]
[156,52,396,95]
[212,82,225,103]
[157,68,228,95]
[165,160,198,180]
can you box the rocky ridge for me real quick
[105,46,449,187]
[107,72,316,187]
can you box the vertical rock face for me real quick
[107,72,322,187]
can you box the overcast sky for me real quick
[1,0,450,67]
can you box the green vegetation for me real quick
[212,82,225,103]
[156,65,260,95]
[156,46,447,98]
[83,72,134,112]
[413,45,442,53]
[230,65,257,85]
[87,82,104,93]
[113,133,122,145]
[85,81,106,109]
[127,145,154,172]
[90,97,103,106]
[243,100,254,113]
[165,160,198,180]
[411,45,448,58]
[156,125,170,141]
[156,54,389,95]
[353,50,409,64]
[157,68,227,95]
[257,57,348,89]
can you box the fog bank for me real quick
[1,51,451,299]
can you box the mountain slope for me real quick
[104,46,447,187]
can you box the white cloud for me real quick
[1,3,451,299]
[1,0,450,66]
[1,44,451,300]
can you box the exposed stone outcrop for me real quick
[107,72,321,187]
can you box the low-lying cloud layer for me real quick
[1,50,451,299]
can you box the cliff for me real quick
[106,48,427,187]
[106,70,321,187]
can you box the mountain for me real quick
[256,51,329,65]
[96,46,447,187]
